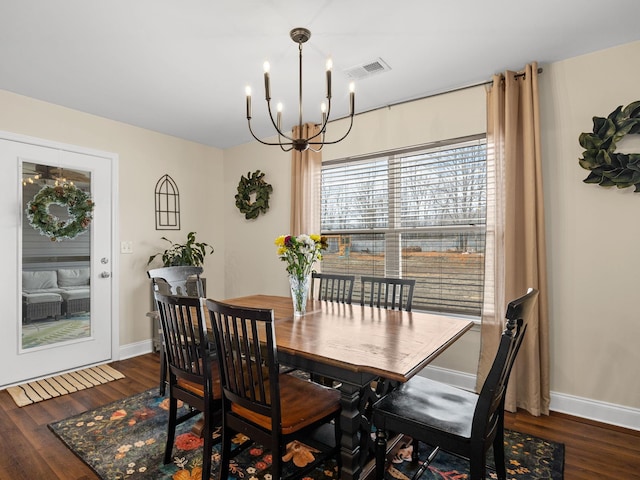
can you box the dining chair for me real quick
[360,276,416,312]
[147,266,205,395]
[306,272,356,385]
[311,272,356,304]
[147,266,205,296]
[359,276,417,396]
[206,298,342,480]
[372,288,539,480]
[154,292,222,480]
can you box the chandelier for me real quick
[245,27,355,152]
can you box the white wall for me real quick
[539,41,640,411]
[220,139,293,298]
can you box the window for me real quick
[320,135,487,316]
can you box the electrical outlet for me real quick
[120,241,133,254]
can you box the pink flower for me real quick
[175,433,204,451]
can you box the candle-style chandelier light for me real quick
[245,27,355,152]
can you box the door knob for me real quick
[100,271,111,278]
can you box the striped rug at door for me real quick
[4,365,125,407]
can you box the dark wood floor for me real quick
[0,353,638,479]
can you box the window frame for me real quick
[320,134,487,317]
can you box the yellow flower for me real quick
[172,466,202,480]
[274,233,327,278]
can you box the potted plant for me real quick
[147,231,214,267]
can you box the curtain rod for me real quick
[349,67,544,119]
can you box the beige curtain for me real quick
[290,123,322,235]
[478,62,550,415]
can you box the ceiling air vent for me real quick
[344,58,391,80]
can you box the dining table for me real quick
[221,294,474,480]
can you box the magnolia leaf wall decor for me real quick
[235,170,273,219]
[578,100,640,191]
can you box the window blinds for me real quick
[320,135,487,316]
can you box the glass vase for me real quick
[289,274,310,316]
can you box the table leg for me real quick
[338,382,363,480]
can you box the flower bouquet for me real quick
[275,234,328,315]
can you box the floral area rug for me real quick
[48,388,563,480]
[48,388,338,480]
[387,431,564,480]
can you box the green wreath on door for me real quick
[26,184,94,241]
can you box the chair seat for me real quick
[232,374,341,435]
[373,289,538,480]
[176,360,222,398]
[373,376,478,440]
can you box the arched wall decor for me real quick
[155,174,180,230]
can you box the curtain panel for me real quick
[290,123,322,235]
[479,62,550,415]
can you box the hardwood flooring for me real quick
[0,353,638,479]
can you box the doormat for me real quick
[4,364,124,407]
[49,388,564,479]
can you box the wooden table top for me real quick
[222,294,474,383]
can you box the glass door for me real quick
[0,136,115,387]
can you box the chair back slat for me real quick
[472,288,539,439]
[154,293,210,385]
[312,273,356,304]
[360,276,416,311]
[208,299,278,421]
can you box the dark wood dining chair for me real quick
[148,266,205,395]
[360,276,416,311]
[359,276,417,395]
[372,288,539,480]
[307,272,356,385]
[311,272,356,304]
[154,292,222,480]
[206,298,342,480]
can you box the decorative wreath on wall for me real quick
[579,100,640,191]
[26,184,94,241]
[235,170,273,220]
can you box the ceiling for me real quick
[2,1,640,150]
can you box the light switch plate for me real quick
[120,241,133,254]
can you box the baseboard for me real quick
[420,364,640,432]
[119,339,153,360]
[550,391,640,431]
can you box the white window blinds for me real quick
[320,135,487,316]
